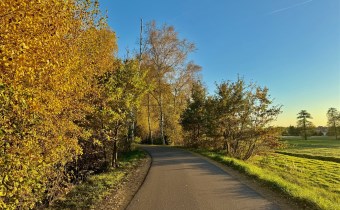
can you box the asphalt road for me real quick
[126,146,281,210]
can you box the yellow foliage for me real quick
[0,0,117,208]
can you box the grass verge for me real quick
[48,149,146,209]
[189,148,340,210]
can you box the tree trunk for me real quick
[112,128,119,168]
[173,90,177,117]
[226,142,231,155]
[303,118,307,140]
[126,120,133,152]
[243,143,256,160]
[334,121,338,140]
[129,110,135,147]
[223,132,231,154]
[172,90,177,145]
[159,79,165,145]
[101,121,108,165]
[160,102,165,145]
[147,93,153,144]
[103,145,107,164]
[222,131,226,150]
[112,139,118,168]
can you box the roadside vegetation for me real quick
[48,149,146,209]
[180,79,282,160]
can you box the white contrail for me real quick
[267,0,314,15]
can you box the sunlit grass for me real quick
[251,154,340,209]
[278,137,340,164]
[280,136,340,158]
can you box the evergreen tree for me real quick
[297,110,314,140]
[181,81,206,147]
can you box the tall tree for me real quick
[327,107,339,139]
[144,21,196,145]
[297,110,313,140]
[141,58,157,144]
[181,81,206,147]
[94,59,146,168]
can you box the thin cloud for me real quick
[267,0,313,15]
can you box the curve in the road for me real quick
[127,146,281,210]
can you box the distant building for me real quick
[316,126,328,136]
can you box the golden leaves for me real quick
[1,0,117,209]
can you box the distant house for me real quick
[316,126,328,136]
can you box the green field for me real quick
[191,136,340,210]
[254,137,340,209]
[279,136,340,158]
[251,154,340,209]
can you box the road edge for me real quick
[123,147,153,210]
[94,149,152,210]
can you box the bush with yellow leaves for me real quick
[0,0,117,208]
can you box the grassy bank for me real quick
[190,149,340,210]
[48,149,146,209]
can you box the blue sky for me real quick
[99,0,340,126]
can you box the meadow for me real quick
[280,136,340,159]
[192,136,340,210]
[251,154,340,209]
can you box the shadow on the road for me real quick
[142,146,271,200]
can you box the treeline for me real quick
[0,0,147,208]
[281,108,340,139]
[281,125,322,136]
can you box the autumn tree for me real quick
[297,110,314,140]
[105,59,146,167]
[138,55,157,144]
[327,107,339,139]
[0,0,117,208]
[88,59,146,168]
[181,81,207,147]
[212,79,281,160]
[165,62,201,144]
[144,21,198,145]
[181,78,282,160]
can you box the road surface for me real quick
[126,146,281,210]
